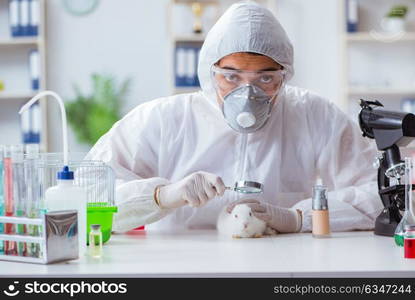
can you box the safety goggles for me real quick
[211,65,286,96]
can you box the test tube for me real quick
[12,145,27,256]
[0,145,4,255]
[4,145,17,255]
[25,144,40,257]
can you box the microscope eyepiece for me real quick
[358,99,383,139]
[358,99,415,150]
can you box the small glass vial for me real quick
[89,224,103,258]
[312,179,331,238]
[404,225,415,259]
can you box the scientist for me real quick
[85,2,382,233]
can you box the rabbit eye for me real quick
[234,214,238,218]
[249,212,252,217]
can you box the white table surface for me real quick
[0,230,414,278]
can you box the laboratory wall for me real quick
[45,0,339,153]
[276,0,340,103]
[46,0,171,153]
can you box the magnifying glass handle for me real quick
[210,184,228,194]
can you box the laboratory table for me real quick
[0,230,414,278]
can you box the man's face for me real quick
[214,52,283,105]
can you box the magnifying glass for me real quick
[225,181,263,194]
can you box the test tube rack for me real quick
[0,210,79,264]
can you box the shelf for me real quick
[174,34,206,42]
[173,0,218,4]
[346,32,415,43]
[174,87,200,94]
[0,37,41,47]
[0,92,37,100]
[0,0,47,150]
[348,87,415,96]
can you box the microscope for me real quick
[358,99,415,236]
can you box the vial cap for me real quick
[312,185,328,210]
[57,165,74,180]
[91,224,101,231]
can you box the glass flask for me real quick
[394,157,415,246]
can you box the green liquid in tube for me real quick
[16,209,26,256]
[27,210,40,258]
[394,233,404,247]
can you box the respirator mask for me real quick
[211,65,286,133]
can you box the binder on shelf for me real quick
[29,0,39,36]
[31,102,41,143]
[9,0,38,37]
[195,47,201,87]
[21,104,31,143]
[29,49,40,91]
[9,0,21,37]
[21,102,40,144]
[175,47,186,87]
[20,0,30,36]
[185,47,196,87]
[346,0,358,33]
[174,46,201,88]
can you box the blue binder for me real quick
[175,46,186,87]
[21,103,30,143]
[22,103,40,144]
[29,49,40,90]
[9,0,21,37]
[175,46,202,88]
[28,0,38,36]
[194,47,201,87]
[346,0,358,33]
[30,103,41,143]
[184,47,196,87]
[20,0,30,36]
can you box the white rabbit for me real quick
[217,203,277,238]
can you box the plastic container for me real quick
[87,206,117,244]
[45,166,87,256]
[38,154,117,244]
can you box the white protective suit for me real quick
[85,2,383,232]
